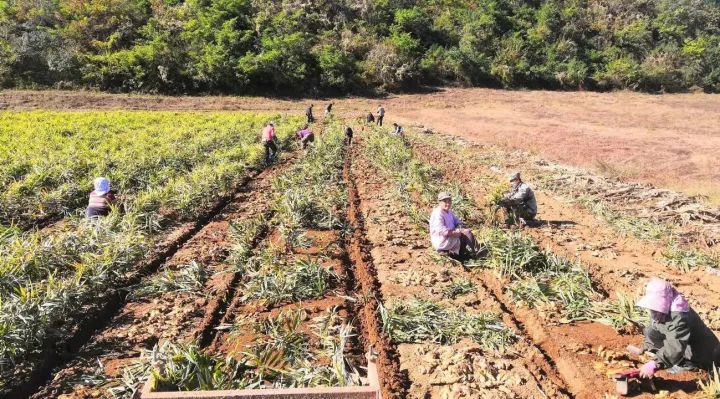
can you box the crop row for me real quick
[361,127,642,337]
[0,111,301,391]
[0,111,287,229]
[106,118,358,395]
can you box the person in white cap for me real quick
[429,191,480,261]
[633,277,720,378]
[500,172,537,226]
[86,177,117,217]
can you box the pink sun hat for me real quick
[637,277,689,314]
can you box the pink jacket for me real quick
[262,126,275,141]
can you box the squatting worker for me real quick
[297,124,314,149]
[325,102,333,116]
[86,177,117,218]
[345,125,354,145]
[262,122,277,164]
[429,192,480,262]
[366,112,375,124]
[500,172,537,225]
[306,104,314,123]
[392,123,404,136]
[635,277,720,378]
[376,105,385,126]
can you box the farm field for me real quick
[0,91,719,399]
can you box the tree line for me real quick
[1,0,719,95]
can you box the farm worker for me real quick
[392,123,404,136]
[297,124,314,149]
[635,278,720,378]
[366,112,375,124]
[262,122,277,164]
[345,125,354,145]
[500,172,537,226]
[325,102,333,116]
[429,192,480,262]
[376,105,385,126]
[86,177,117,218]
[306,104,314,123]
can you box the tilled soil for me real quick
[29,157,294,399]
[406,132,716,397]
[349,140,570,399]
[408,133,720,325]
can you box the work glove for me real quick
[639,360,657,378]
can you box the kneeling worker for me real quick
[499,172,537,225]
[429,192,480,262]
[634,278,720,378]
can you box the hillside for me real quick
[1,0,720,94]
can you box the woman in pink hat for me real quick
[634,278,720,378]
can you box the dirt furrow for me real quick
[27,156,296,399]
[408,134,720,326]
[407,132,710,397]
[349,139,569,399]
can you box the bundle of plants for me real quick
[240,257,338,307]
[473,228,547,277]
[380,298,512,351]
[130,261,208,299]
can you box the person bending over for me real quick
[297,124,314,149]
[633,278,720,378]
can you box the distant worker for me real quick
[306,104,314,123]
[325,102,333,117]
[632,278,720,378]
[429,192,480,262]
[366,112,375,124]
[392,123,404,136]
[86,177,117,218]
[262,122,277,164]
[498,172,537,226]
[345,125,354,145]
[376,105,385,126]
[297,124,314,149]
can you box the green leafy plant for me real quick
[380,298,512,350]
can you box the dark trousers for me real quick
[502,203,536,224]
[263,140,277,163]
[345,133,353,145]
[376,115,384,126]
[301,134,314,149]
[86,207,110,218]
[307,115,314,123]
[440,231,479,262]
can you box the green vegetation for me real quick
[131,261,208,299]
[3,0,719,93]
[0,111,300,390]
[443,278,476,299]
[380,298,512,350]
[661,243,718,272]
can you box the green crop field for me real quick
[0,111,301,388]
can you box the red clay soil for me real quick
[3,88,719,203]
[349,140,570,399]
[344,154,407,399]
[408,134,720,326]
[30,156,293,399]
[406,132,715,398]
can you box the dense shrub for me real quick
[1,0,720,94]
